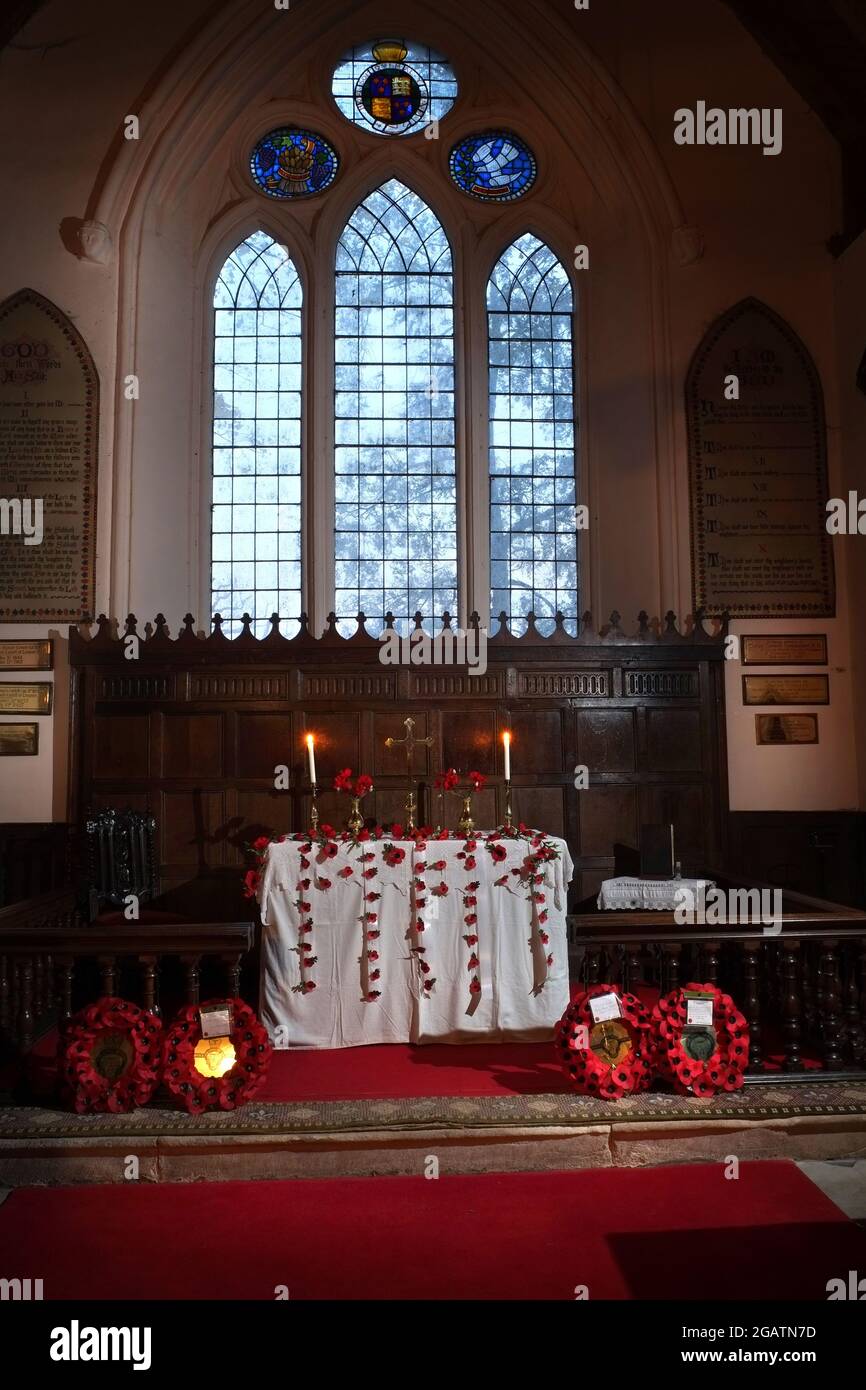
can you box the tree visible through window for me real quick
[334,179,457,634]
[211,230,302,636]
[488,234,577,633]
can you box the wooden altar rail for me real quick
[0,888,254,1054]
[568,881,866,1080]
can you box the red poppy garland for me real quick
[555,984,654,1100]
[652,983,749,1097]
[59,996,163,1114]
[162,997,272,1114]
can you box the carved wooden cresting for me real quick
[68,609,730,901]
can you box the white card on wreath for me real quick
[589,992,622,1022]
[686,997,714,1027]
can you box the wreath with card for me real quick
[652,983,749,1097]
[162,997,272,1114]
[556,984,654,1100]
[59,997,163,1114]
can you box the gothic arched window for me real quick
[487,234,577,633]
[211,231,303,636]
[334,179,457,633]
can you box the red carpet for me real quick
[0,1162,862,1300]
[257,1041,568,1100]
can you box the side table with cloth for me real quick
[258,834,573,1048]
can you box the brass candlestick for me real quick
[504,779,513,830]
[309,782,319,832]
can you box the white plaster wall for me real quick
[0,0,859,818]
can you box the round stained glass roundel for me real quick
[449,131,537,202]
[332,40,457,137]
[250,127,339,199]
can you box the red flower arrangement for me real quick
[334,768,374,797]
[434,768,487,793]
[59,997,163,1114]
[162,997,272,1114]
[555,985,654,1101]
[652,983,749,1097]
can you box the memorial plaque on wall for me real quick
[0,288,97,620]
[687,298,834,617]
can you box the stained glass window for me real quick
[249,127,339,199]
[335,180,457,634]
[487,235,577,634]
[450,131,537,202]
[332,40,457,137]
[211,231,302,637]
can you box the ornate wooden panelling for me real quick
[69,610,730,897]
[625,669,698,698]
[519,670,608,697]
[303,672,396,699]
[99,674,175,700]
[189,673,288,700]
[412,672,503,697]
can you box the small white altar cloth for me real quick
[597,876,716,912]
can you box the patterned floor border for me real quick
[2,1080,866,1140]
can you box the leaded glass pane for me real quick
[212,231,302,636]
[487,234,577,634]
[332,40,457,138]
[335,180,457,634]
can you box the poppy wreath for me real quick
[652,983,749,1097]
[555,984,654,1100]
[59,996,163,1114]
[162,997,272,1114]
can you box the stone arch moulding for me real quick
[85,0,690,621]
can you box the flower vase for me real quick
[346,796,364,835]
[457,794,474,836]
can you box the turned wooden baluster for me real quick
[843,943,865,1063]
[585,945,601,988]
[182,954,201,1006]
[700,940,720,987]
[662,941,681,994]
[98,954,117,997]
[800,942,816,1043]
[624,945,641,993]
[222,954,242,998]
[17,955,34,1053]
[819,939,844,1071]
[34,955,45,1018]
[56,957,74,1025]
[0,954,9,1038]
[742,939,762,1070]
[139,955,160,1017]
[782,939,803,1071]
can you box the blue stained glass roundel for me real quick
[250,127,339,199]
[449,131,537,202]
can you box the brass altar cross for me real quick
[384,717,433,833]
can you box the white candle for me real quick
[503,730,511,781]
[305,733,317,784]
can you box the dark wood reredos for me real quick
[68,610,730,903]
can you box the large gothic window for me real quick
[211,231,303,636]
[487,234,577,633]
[334,179,457,633]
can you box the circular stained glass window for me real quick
[332,40,457,137]
[449,131,537,202]
[249,127,339,199]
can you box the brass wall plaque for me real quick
[0,722,38,755]
[741,634,827,666]
[0,288,98,621]
[742,674,829,705]
[0,639,53,670]
[688,299,834,617]
[755,714,818,745]
[0,682,52,714]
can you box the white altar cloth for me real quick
[258,834,573,1049]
